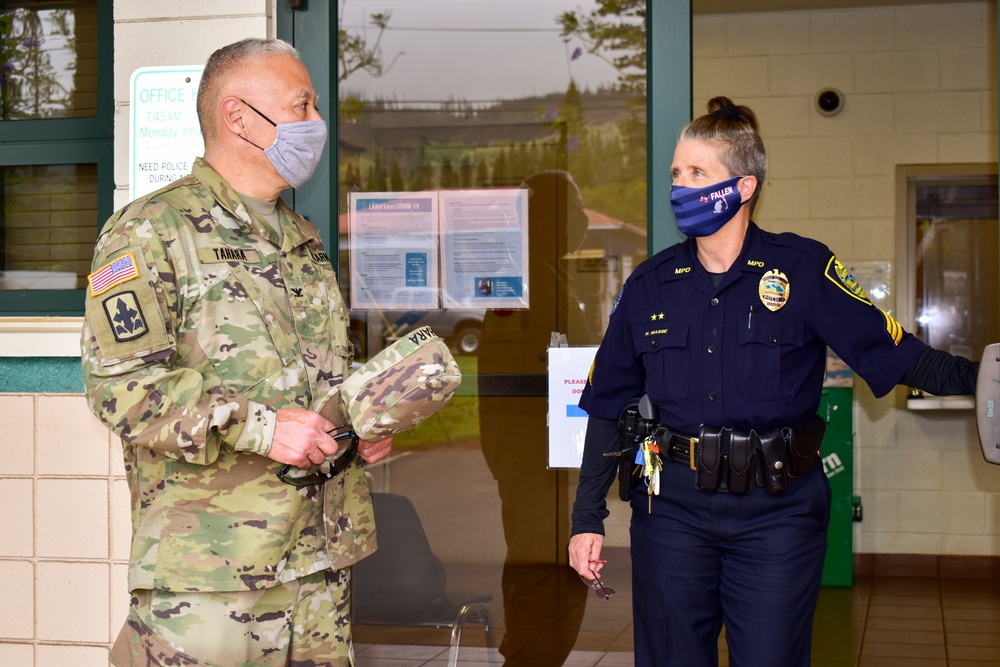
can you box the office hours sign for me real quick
[130,66,204,200]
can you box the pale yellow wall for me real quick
[0,393,128,666]
[693,0,1000,557]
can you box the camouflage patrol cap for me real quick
[339,325,462,441]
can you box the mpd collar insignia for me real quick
[759,269,790,312]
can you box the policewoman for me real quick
[568,97,978,666]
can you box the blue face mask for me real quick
[670,175,745,237]
[240,99,328,189]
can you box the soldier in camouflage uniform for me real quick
[81,38,391,666]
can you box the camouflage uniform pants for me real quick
[109,568,353,667]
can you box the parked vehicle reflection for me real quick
[349,307,485,359]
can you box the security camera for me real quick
[815,88,844,117]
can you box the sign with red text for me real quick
[547,345,599,468]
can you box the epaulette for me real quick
[99,175,199,237]
[627,240,690,283]
[757,227,832,264]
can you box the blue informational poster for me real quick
[348,188,529,311]
[439,188,529,310]
[348,192,439,310]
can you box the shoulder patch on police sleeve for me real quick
[824,256,872,305]
[609,283,626,318]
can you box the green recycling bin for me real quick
[818,386,854,587]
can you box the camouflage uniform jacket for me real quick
[81,157,376,593]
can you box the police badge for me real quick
[758,269,790,312]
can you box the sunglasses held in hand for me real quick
[275,430,359,487]
[580,560,615,600]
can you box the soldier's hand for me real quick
[358,436,392,464]
[268,408,340,468]
[568,533,605,579]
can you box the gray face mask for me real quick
[240,99,328,189]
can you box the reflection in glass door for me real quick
[335,1,647,662]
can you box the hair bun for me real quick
[712,106,741,120]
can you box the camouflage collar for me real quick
[192,157,322,251]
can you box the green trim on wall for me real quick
[0,357,84,393]
[0,0,115,317]
[277,1,338,264]
[648,0,690,255]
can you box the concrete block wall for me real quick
[692,0,1000,556]
[0,393,128,666]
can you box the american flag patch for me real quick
[88,253,140,296]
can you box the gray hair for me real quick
[196,38,300,141]
[678,96,767,213]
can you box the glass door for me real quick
[292,1,650,661]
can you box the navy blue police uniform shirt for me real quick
[572,223,927,535]
[581,221,927,448]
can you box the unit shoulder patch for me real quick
[824,256,872,305]
[609,283,626,318]
[102,291,149,342]
[86,244,173,365]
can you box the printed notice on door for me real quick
[440,188,529,309]
[548,346,599,468]
[348,192,439,310]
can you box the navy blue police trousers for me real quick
[630,460,831,667]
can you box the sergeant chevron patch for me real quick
[882,310,904,345]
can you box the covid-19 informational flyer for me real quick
[439,188,529,309]
[348,192,439,310]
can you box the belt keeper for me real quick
[689,436,699,471]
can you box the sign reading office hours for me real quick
[129,66,205,200]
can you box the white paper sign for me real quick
[348,192,439,310]
[130,66,204,200]
[440,188,529,309]
[548,346,599,468]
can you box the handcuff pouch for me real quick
[756,426,790,494]
[695,425,724,492]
